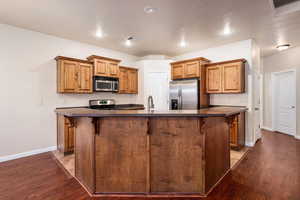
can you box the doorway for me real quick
[145,72,169,110]
[271,69,296,136]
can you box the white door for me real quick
[273,71,296,135]
[253,71,262,141]
[146,72,169,110]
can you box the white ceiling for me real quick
[1,0,300,57]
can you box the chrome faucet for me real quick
[147,96,155,111]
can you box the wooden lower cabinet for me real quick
[57,115,75,154]
[229,112,245,149]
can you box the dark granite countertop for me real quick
[55,106,247,118]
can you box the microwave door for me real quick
[95,80,113,91]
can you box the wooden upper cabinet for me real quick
[87,55,121,78]
[108,62,119,77]
[78,63,93,93]
[119,66,138,94]
[206,59,246,94]
[206,65,223,93]
[171,64,184,80]
[128,69,138,93]
[119,67,128,93]
[171,57,210,80]
[222,62,244,93]
[56,56,93,93]
[184,61,200,78]
[94,59,107,76]
[62,60,78,92]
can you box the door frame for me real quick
[271,68,296,136]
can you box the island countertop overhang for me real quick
[55,106,247,118]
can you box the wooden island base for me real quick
[74,116,230,197]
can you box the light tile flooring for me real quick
[53,147,249,177]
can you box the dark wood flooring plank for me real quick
[0,130,299,200]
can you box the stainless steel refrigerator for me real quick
[169,79,199,110]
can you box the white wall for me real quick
[263,46,300,138]
[0,24,141,157]
[174,39,257,145]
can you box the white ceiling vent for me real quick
[269,0,300,15]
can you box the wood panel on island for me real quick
[170,57,211,108]
[206,59,246,94]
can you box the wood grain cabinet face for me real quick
[128,69,138,93]
[56,57,93,94]
[150,118,204,193]
[57,115,75,154]
[229,113,245,149]
[94,60,107,76]
[119,68,128,93]
[107,62,119,77]
[78,63,93,93]
[95,118,149,193]
[87,56,121,78]
[222,62,244,93]
[206,66,222,93]
[171,64,184,80]
[62,60,78,92]
[118,67,138,94]
[206,60,245,94]
[184,61,199,78]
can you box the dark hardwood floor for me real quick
[0,130,299,200]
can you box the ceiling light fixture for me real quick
[223,23,232,35]
[276,44,290,51]
[125,36,134,47]
[95,28,104,38]
[144,6,158,14]
[179,40,187,48]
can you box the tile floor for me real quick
[53,147,250,177]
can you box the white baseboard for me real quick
[0,146,57,163]
[261,126,274,132]
[295,135,300,140]
[245,141,255,147]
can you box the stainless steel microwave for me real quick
[94,76,119,92]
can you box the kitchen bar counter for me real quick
[55,106,247,117]
[55,107,247,197]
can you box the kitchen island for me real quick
[55,106,247,197]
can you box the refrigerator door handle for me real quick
[179,88,183,110]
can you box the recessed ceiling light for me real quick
[223,23,232,35]
[95,28,104,38]
[276,44,290,51]
[125,36,134,47]
[179,40,187,48]
[144,6,158,14]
